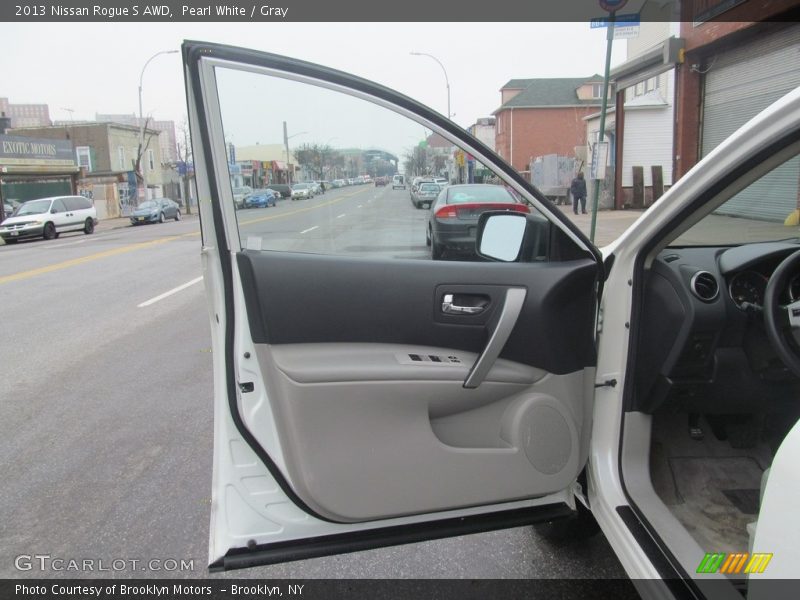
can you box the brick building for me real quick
[0,97,51,128]
[493,77,604,173]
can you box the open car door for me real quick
[183,41,605,571]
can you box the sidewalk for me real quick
[95,213,199,233]
[559,208,645,247]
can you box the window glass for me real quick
[51,199,66,213]
[214,66,547,262]
[671,149,800,246]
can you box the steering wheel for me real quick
[764,248,800,377]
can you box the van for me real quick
[392,174,406,190]
[0,195,98,243]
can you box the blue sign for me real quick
[591,13,639,27]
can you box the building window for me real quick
[592,83,603,98]
[118,146,126,171]
[147,149,155,171]
[76,146,92,172]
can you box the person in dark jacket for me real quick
[570,172,587,215]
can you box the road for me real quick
[0,184,629,579]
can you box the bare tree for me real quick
[176,119,194,215]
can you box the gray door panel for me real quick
[257,342,592,522]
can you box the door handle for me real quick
[442,293,487,315]
[464,287,527,389]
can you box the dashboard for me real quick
[633,241,800,414]
[720,242,800,309]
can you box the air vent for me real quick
[690,271,719,302]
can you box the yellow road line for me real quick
[1,189,368,285]
[237,188,370,227]
[0,234,188,285]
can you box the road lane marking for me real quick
[0,229,199,285]
[138,276,204,308]
[237,188,370,228]
[300,226,319,234]
[43,238,89,249]
[336,213,346,219]
[357,205,363,208]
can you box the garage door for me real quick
[703,24,800,221]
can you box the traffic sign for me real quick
[590,13,639,27]
[590,142,609,180]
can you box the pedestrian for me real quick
[570,172,587,215]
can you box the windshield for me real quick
[293,184,310,190]
[138,201,158,209]
[16,200,51,215]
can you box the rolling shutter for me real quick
[702,24,800,222]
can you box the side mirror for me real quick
[476,211,551,262]
[476,213,527,261]
[50,208,58,214]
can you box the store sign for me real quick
[0,134,75,167]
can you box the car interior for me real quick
[622,143,800,586]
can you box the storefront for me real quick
[0,134,79,206]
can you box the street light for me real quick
[138,49,178,201]
[410,52,451,120]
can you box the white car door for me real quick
[184,41,606,571]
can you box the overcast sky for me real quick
[0,23,627,133]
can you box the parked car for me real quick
[130,198,181,225]
[374,176,387,186]
[3,199,21,221]
[266,184,292,198]
[392,174,406,189]
[0,195,97,243]
[332,179,346,188]
[232,186,253,209]
[427,184,529,259]
[186,41,800,586]
[243,189,278,208]
[291,183,314,200]
[412,182,441,209]
[309,182,323,195]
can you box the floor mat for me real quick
[669,456,763,554]
[721,489,760,515]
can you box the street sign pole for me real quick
[589,7,618,244]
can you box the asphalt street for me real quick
[0,184,630,579]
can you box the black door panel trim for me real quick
[210,503,573,572]
[237,251,599,375]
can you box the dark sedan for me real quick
[243,189,278,208]
[427,184,530,260]
[266,184,292,198]
[130,198,181,225]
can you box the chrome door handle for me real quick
[442,294,485,315]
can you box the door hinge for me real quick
[594,378,617,388]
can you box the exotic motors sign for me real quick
[0,134,75,167]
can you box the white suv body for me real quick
[0,195,97,243]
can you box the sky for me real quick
[0,22,627,135]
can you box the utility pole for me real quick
[589,3,621,243]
